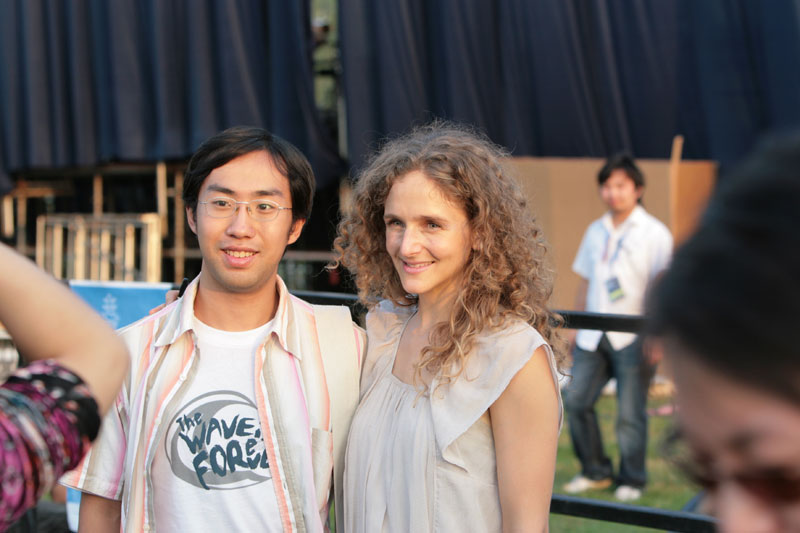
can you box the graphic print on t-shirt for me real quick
[163,390,270,490]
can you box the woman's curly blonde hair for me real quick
[334,122,565,385]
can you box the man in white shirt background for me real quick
[562,153,673,502]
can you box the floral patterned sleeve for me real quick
[0,360,101,530]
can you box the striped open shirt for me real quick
[62,276,364,532]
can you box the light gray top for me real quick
[343,300,562,533]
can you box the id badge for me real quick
[605,276,625,302]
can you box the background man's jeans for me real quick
[563,335,655,488]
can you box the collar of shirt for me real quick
[601,204,646,235]
[152,274,298,359]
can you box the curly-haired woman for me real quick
[335,122,564,532]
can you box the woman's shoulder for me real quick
[365,299,415,337]
[429,318,555,462]
[474,316,547,356]
[359,300,416,393]
[470,318,557,399]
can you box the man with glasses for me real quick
[63,126,365,533]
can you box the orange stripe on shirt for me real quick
[255,344,294,532]
[140,338,190,530]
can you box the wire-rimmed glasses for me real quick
[198,197,292,221]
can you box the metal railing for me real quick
[293,291,647,333]
[291,290,715,533]
[550,495,714,532]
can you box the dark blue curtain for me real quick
[4,1,800,196]
[340,0,800,172]
[0,0,343,195]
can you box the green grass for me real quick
[550,394,699,532]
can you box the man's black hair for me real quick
[597,153,645,189]
[183,126,315,223]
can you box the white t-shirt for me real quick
[572,205,672,351]
[151,317,283,532]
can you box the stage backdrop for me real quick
[340,0,800,172]
[0,0,343,195]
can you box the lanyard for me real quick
[602,228,631,266]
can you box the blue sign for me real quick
[69,280,173,329]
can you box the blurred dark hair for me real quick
[648,134,800,405]
[598,152,645,189]
[183,126,315,223]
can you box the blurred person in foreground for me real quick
[563,154,673,501]
[0,243,129,530]
[649,135,800,532]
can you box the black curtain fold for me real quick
[341,0,800,171]
[374,1,430,135]
[0,0,342,195]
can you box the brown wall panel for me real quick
[506,157,716,310]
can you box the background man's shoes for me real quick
[614,485,643,502]
[563,475,613,494]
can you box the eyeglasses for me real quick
[198,197,292,221]
[679,456,800,504]
[665,428,800,505]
